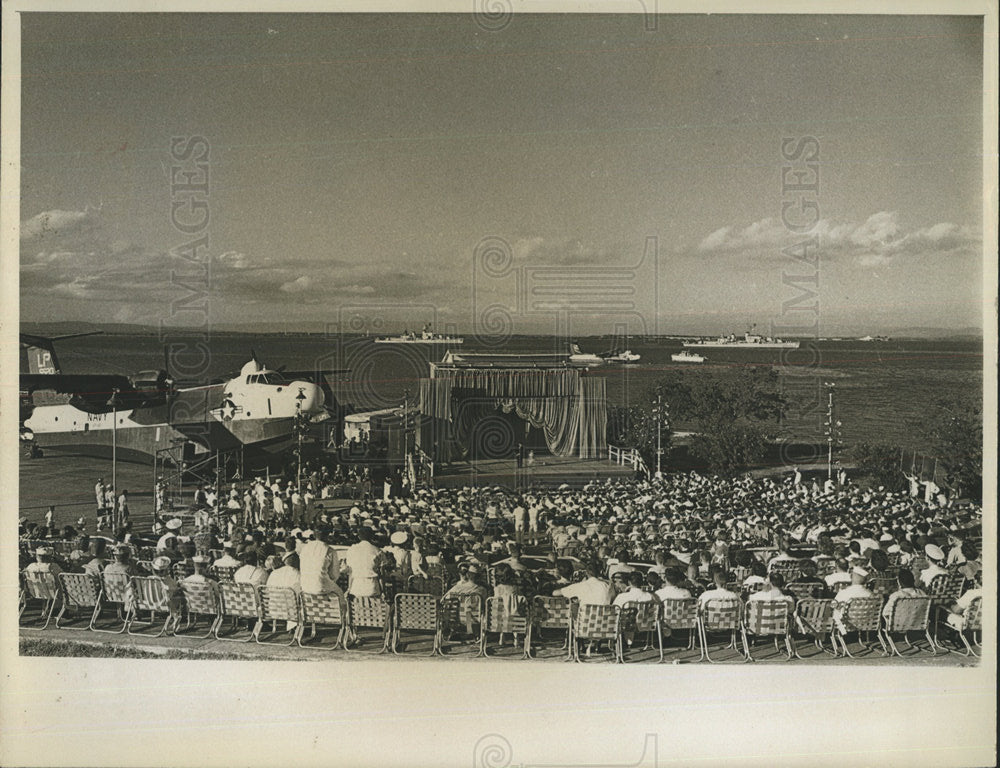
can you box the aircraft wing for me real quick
[282,368,350,380]
[20,373,136,396]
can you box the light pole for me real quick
[294,388,308,493]
[108,387,120,495]
[402,389,410,485]
[823,382,842,481]
[652,389,669,479]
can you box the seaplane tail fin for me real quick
[20,331,103,376]
[25,342,61,375]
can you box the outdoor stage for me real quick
[429,454,636,490]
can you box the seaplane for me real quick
[20,333,339,464]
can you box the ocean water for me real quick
[36,333,984,452]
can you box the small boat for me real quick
[671,350,705,363]
[602,349,641,364]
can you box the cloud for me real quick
[20,208,101,243]
[695,211,980,267]
[217,251,250,269]
[48,279,96,299]
[513,236,615,265]
[280,275,313,293]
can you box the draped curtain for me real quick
[418,370,606,460]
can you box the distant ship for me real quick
[857,335,891,342]
[682,327,799,349]
[602,349,641,364]
[671,350,705,363]
[568,343,605,368]
[374,323,463,344]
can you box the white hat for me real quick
[852,566,869,578]
[390,531,408,545]
[152,556,172,571]
[925,544,945,561]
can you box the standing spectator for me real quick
[95,478,107,530]
[117,490,130,530]
[104,486,117,532]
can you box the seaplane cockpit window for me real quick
[257,372,289,386]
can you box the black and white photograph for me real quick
[1,4,996,767]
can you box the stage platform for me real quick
[429,454,636,490]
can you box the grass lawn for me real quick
[19,637,288,661]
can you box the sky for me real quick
[18,13,986,336]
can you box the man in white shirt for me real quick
[343,528,382,597]
[553,563,615,606]
[527,505,541,543]
[698,569,739,608]
[747,572,795,605]
[881,569,925,622]
[824,558,852,593]
[273,492,286,520]
[117,491,130,529]
[612,572,655,608]
[234,552,268,587]
[267,551,302,593]
[95,479,107,529]
[512,503,527,544]
[654,569,693,602]
[182,554,217,585]
[291,489,304,525]
[213,541,241,569]
[944,583,983,631]
[831,566,874,632]
[383,531,412,578]
[299,529,341,595]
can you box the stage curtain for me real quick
[419,370,607,462]
[498,376,606,459]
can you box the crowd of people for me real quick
[19,465,984,655]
